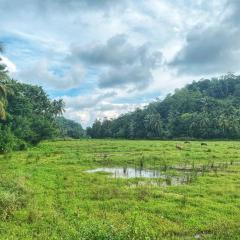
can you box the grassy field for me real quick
[0,140,240,239]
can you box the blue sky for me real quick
[0,0,240,127]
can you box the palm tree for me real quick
[0,81,7,120]
[144,113,163,137]
[0,44,7,120]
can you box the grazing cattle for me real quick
[176,144,183,150]
[201,142,207,146]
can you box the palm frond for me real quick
[0,101,6,120]
[0,84,7,98]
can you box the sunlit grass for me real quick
[0,139,240,239]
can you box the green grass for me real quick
[0,139,240,239]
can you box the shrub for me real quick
[0,125,28,153]
[0,126,16,153]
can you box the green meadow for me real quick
[0,140,240,240]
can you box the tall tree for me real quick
[0,45,8,120]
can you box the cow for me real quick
[176,144,183,150]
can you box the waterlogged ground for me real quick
[0,140,240,239]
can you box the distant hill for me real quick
[87,74,240,139]
[56,117,85,139]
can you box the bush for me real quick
[0,126,16,153]
[0,125,27,153]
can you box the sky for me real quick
[0,0,240,128]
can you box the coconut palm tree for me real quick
[0,44,7,120]
[0,82,7,119]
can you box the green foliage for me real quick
[56,116,85,139]
[0,53,8,120]
[0,101,6,120]
[0,125,16,153]
[0,53,87,152]
[0,66,65,151]
[4,79,64,145]
[88,74,240,139]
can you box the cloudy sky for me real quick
[0,0,239,127]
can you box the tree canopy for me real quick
[56,116,85,139]
[0,46,8,120]
[0,54,84,152]
[87,74,240,140]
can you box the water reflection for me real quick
[86,167,164,178]
[85,167,191,186]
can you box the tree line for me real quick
[87,74,240,140]
[0,47,84,152]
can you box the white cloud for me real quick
[0,0,236,127]
[64,101,145,128]
[14,59,85,89]
[0,55,17,73]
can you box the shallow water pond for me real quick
[86,167,164,178]
[85,167,197,186]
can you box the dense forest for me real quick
[56,116,85,139]
[87,74,240,140]
[0,49,84,152]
